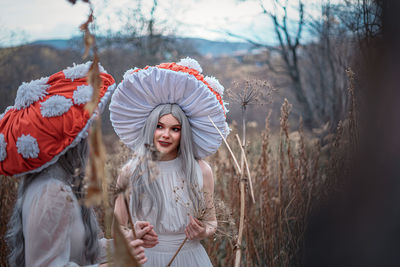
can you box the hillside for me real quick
[30,37,254,57]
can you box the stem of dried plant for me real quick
[123,194,137,239]
[166,237,188,267]
[235,134,255,204]
[208,116,242,174]
[112,216,140,267]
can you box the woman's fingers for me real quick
[121,227,134,242]
[184,227,192,240]
[129,239,144,248]
[186,216,206,240]
[134,221,154,238]
[143,231,158,241]
[129,239,147,263]
[133,247,147,264]
[142,241,158,248]
[193,217,203,227]
[136,225,153,239]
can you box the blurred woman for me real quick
[2,62,146,266]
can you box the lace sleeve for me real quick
[22,179,100,267]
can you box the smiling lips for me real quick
[158,140,171,147]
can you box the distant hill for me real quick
[30,39,77,50]
[30,37,254,57]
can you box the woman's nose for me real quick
[161,130,170,138]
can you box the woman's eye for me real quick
[172,127,181,132]
[156,124,163,129]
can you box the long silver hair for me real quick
[130,104,202,224]
[6,138,100,266]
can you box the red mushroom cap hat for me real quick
[0,61,116,176]
[109,57,230,159]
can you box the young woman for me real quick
[110,58,230,266]
[1,62,147,266]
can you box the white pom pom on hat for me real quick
[40,95,73,118]
[177,57,203,73]
[204,76,225,95]
[73,85,93,105]
[16,134,40,159]
[63,61,107,81]
[14,77,50,110]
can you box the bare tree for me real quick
[227,0,381,129]
[93,0,196,74]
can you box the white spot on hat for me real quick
[73,85,93,105]
[204,76,225,96]
[63,61,107,81]
[14,77,50,110]
[16,134,39,159]
[0,134,7,161]
[177,57,203,73]
[40,95,73,117]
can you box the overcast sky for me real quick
[0,0,325,46]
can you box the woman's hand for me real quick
[135,221,159,248]
[185,216,207,240]
[129,239,147,264]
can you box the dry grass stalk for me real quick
[85,118,105,206]
[235,134,255,203]
[208,116,242,174]
[112,216,140,267]
[166,237,188,267]
[0,176,18,264]
[123,194,137,239]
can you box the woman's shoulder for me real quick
[116,158,137,188]
[197,159,214,188]
[197,159,212,174]
[22,171,77,223]
[26,170,73,197]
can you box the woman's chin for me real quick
[158,151,178,161]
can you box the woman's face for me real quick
[153,114,181,161]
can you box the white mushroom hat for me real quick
[0,62,116,176]
[109,57,230,159]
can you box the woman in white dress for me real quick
[2,62,147,266]
[110,58,230,266]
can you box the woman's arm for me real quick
[185,160,217,240]
[114,164,132,229]
[113,163,158,248]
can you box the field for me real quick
[0,49,358,266]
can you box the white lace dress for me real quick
[130,156,213,267]
[21,164,111,267]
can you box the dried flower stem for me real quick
[208,116,242,174]
[234,178,246,267]
[166,237,188,267]
[234,106,247,267]
[235,134,255,203]
[123,194,137,239]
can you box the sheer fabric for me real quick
[130,156,213,267]
[21,164,110,267]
